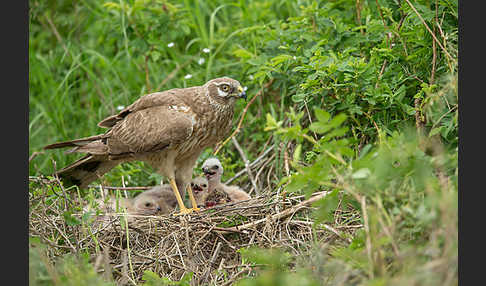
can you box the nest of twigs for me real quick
[29,174,362,286]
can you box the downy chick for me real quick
[202,157,251,205]
[190,176,210,208]
[130,194,173,215]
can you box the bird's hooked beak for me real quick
[237,86,247,100]
[192,185,202,193]
[202,166,214,175]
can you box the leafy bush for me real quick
[240,115,457,285]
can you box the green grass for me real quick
[29,0,458,285]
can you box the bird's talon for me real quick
[173,208,193,216]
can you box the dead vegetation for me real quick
[29,176,361,285]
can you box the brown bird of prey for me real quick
[43,77,246,215]
[202,157,251,204]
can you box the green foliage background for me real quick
[29,0,457,285]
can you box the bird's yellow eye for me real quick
[220,84,230,92]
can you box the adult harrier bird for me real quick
[44,77,246,215]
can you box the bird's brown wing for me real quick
[98,88,198,128]
[106,105,195,156]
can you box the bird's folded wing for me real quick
[107,105,195,155]
[98,89,196,128]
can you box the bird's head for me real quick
[133,197,161,215]
[204,77,246,105]
[202,157,223,182]
[190,176,209,194]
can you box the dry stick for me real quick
[361,196,374,279]
[173,233,187,269]
[44,13,69,55]
[87,185,153,191]
[355,0,364,35]
[221,267,251,286]
[378,7,411,85]
[120,176,136,283]
[283,142,290,177]
[44,214,77,252]
[430,0,438,85]
[430,105,457,131]
[375,0,390,45]
[258,134,273,157]
[436,11,448,52]
[225,145,274,185]
[219,191,330,233]
[255,153,276,189]
[155,57,194,91]
[102,247,114,282]
[203,241,223,282]
[403,0,455,70]
[303,99,318,140]
[231,137,259,195]
[29,151,44,163]
[214,79,275,155]
[375,212,400,257]
[30,230,73,250]
[374,0,391,89]
[144,52,152,93]
[120,251,137,286]
[290,220,352,243]
[99,240,158,262]
[51,160,72,210]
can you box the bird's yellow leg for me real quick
[186,184,200,212]
[169,178,193,216]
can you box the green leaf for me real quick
[429,127,443,137]
[270,54,293,66]
[328,113,347,128]
[314,108,331,123]
[293,144,302,163]
[63,211,81,226]
[352,168,371,179]
[309,121,331,134]
[264,113,282,131]
[233,48,254,59]
[313,190,340,223]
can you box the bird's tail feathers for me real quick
[55,155,118,189]
[43,134,106,150]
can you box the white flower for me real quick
[167,42,174,48]
[243,86,248,91]
[293,56,297,60]
[198,58,205,65]
[202,48,210,53]
[116,105,125,111]
[248,75,254,80]
[184,74,193,79]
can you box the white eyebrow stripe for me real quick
[215,82,231,86]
